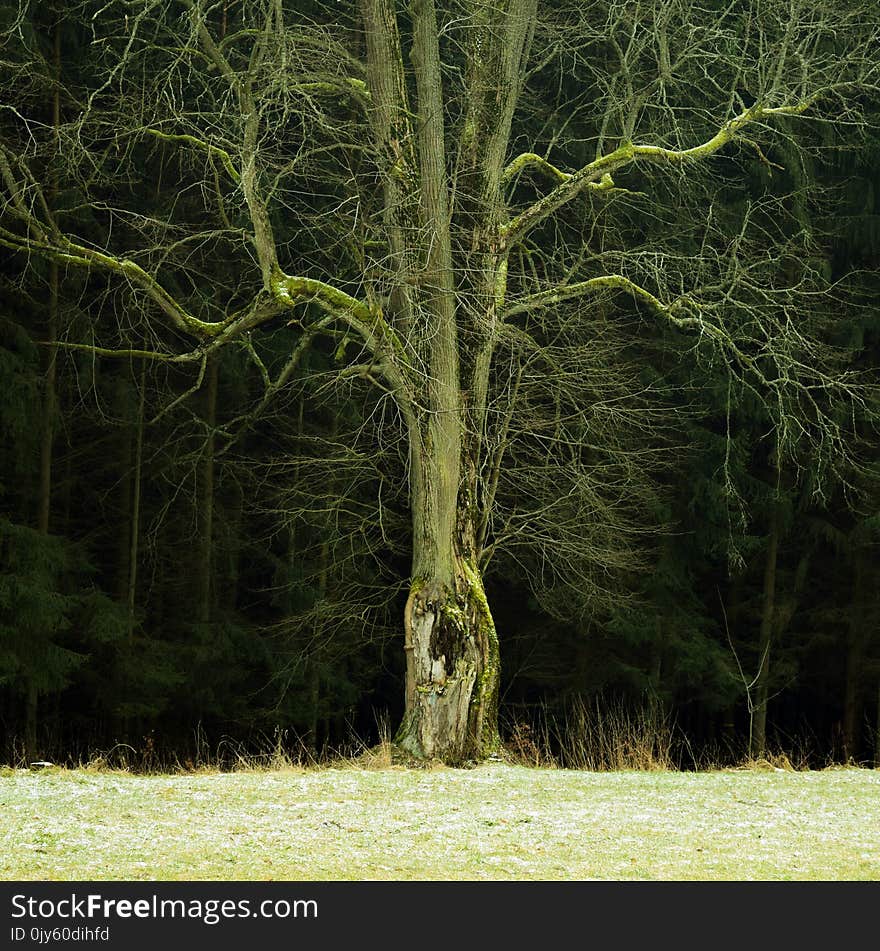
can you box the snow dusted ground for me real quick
[1,764,877,880]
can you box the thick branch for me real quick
[273,271,412,397]
[184,0,279,288]
[501,152,571,185]
[505,274,676,318]
[45,341,203,363]
[0,228,218,337]
[503,101,817,247]
[142,129,241,183]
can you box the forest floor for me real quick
[1,762,877,880]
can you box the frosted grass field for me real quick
[1,764,877,880]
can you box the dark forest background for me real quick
[2,0,879,769]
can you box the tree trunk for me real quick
[37,261,57,537]
[111,363,144,738]
[395,563,500,764]
[305,660,320,759]
[874,678,880,770]
[127,360,146,641]
[394,435,500,764]
[197,356,218,627]
[360,0,534,763]
[843,647,861,763]
[391,0,501,763]
[37,21,62,536]
[24,684,38,765]
[648,616,668,742]
[37,14,60,536]
[843,548,867,762]
[751,501,780,759]
[27,23,62,764]
[114,372,134,604]
[219,475,243,614]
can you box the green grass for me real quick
[1,763,877,880]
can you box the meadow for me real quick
[1,762,877,880]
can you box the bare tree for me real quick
[1,0,877,762]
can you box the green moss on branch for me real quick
[143,129,240,183]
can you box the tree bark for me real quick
[395,428,501,763]
[24,684,38,765]
[37,105,60,534]
[37,21,62,537]
[395,546,500,763]
[37,263,57,538]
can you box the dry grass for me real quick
[503,696,675,771]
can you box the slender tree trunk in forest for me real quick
[127,360,146,641]
[24,686,38,764]
[842,650,861,763]
[114,373,134,604]
[306,534,332,758]
[37,24,61,538]
[37,264,57,539]
[197,356,218,627]
[843,549,866,762]
[874,680,880,769]
[752,500,780,759]
[306,401,338,757]
[111,364,144,738]
[650,617,665,718]
[28,278,57,759]
[27,23,62,762]
[305,660,320,759]
[720,579,744,756]
[219,478,243,614]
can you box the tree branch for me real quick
[142,128,241,183]
[502,100,821,248]
[0,227,219,338]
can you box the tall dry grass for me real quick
[503,695,676,771]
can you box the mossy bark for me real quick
[395,547,500,765]
[396,390,502,765]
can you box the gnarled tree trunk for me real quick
[395,436,500,763]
